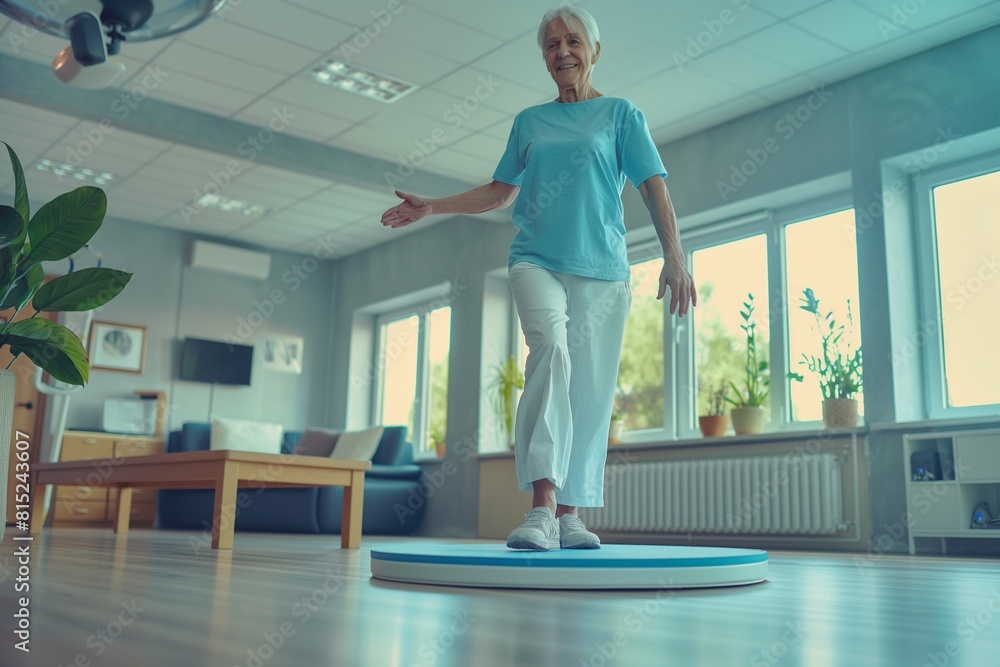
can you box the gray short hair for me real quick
[537,6,600,53]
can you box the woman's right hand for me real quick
[381,190,432,228]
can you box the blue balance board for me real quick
[370,543,768,589]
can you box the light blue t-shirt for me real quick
[493,96,666,281]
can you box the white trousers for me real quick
[508,262,631,507]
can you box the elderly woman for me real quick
[381,7,695,550]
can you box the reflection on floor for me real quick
[0,528,997,666]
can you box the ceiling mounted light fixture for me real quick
[0,0,228,88]
[194,193,268,217]
[35,158,117,185]
[307,58,416,103]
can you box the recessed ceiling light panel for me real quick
[35,158,116,185]
[307,59,417,103]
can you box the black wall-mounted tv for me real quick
[179,337,253,386]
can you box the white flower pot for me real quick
[823,398,859,428]
[730,407,766,435]
[0,369,16,542]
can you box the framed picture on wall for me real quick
[259,334,303,374]
[89,321,147,373]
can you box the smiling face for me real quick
[542,18,600,93]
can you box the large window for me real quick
[916,162,1000,414]
[615,257,665,431]
[784,209,862,422]
[668,199,861,437]
[691,235,770,427]
[374,305,451,455]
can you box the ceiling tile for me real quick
[481,119,515,141]
[178,16,322,72]
[851,0,1000,33]
[0,115,68,146]
[236,165,332,199]
[685,44,800,93]
[754,0,830,19]
[906,3,1000,46]
[142,67,259,116]
[347,37,463,86]
[376,5,504,64]
[268,77,386,122]
[469,32,552,95]
[333,123,422,161]
[409,0,540,40]
[446,132,507,163]
[150,42,289,95]
[70,128,172,164]
[418,147,499,182]
[361,106,473,149]
[431,67,550,115]
[283,0,412,29]
[736,22,849,71]
[0,99,78,129]
[791,1,907,52]
[409,87,510,132]
[224,2,356,52]
[235,99,353,143]
[0,25,67,63]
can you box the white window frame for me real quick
[912,151,1000,419]
[372,301,451,458]
[672,193,854,438]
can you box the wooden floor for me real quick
[1,529,998,666]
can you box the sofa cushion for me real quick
[371,426,411,466]
[174,422,212,452]
[210,417,283,454]
[330,426,383,461]
[369,464,422,480]
[293,428,341,457]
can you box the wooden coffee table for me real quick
[29,450,371,549]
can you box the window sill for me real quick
[472,426,867,459]
[868,415,1000,432]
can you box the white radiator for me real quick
[579,454,845,535]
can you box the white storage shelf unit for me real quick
[903,429,1000,554]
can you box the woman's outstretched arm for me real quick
[381,181,519,228]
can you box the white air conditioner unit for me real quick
[190,240,271,281]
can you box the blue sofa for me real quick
[157,423,425,535]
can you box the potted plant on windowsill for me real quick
[726,294,769,435]
[488,354,523,450]
[787,288,863,428]
[609,410,625,444]
[698,382,729,437]
[0,142,132,541]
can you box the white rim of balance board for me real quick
[370,544,768,590]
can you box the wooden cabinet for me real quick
[904,428,1000,554]
[53,431,163,528]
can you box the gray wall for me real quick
[62,216,337,434]
[324,26,1000,546]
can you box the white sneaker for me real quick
[506,507,560,551]
[559,513,600,549]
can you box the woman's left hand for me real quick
[657,258,696,317]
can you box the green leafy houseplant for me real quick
[787,288,863,399]
[488,355,523,447]
[1,142,132,384]
[725,293,769,409]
